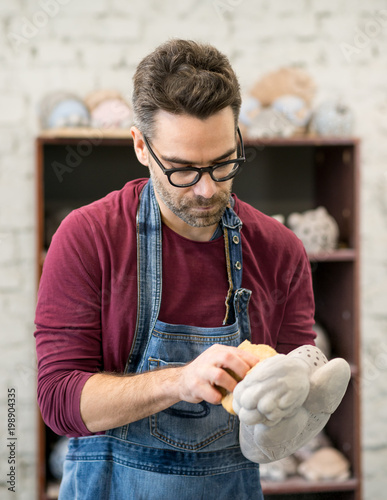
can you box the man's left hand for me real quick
[232,345,351,463]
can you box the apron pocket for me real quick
[148,358,237,451]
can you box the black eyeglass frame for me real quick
[143,127,246,188]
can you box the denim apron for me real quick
[59,180,262,500]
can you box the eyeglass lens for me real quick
[169,162,240,187]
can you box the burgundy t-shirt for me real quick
[34,178,315,437]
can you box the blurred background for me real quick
[1,0,387,498]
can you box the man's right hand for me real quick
[80,344,258,433]
[177,344,259,405]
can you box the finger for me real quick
[217,348,260,383]
[212,366,241,394]
[195,381,224,405]
[235,348,261,369]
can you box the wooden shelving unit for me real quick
[35,130,361,500]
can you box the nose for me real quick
[192,172,218,199]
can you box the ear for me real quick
[131,126,149,167]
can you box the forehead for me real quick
[152,108,236,162]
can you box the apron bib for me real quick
[59,180,262,500]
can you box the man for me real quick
[35,39,350,499]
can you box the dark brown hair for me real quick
[132,39,241,138]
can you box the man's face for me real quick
[147,107,238,234]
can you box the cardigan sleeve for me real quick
[34,210,103,437]
[275,246,316,354]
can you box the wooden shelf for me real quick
[307,249,357,262]
[262,476,359,495]
[38,127,133,139]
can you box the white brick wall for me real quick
[1,0,386,498]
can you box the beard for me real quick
[151,174,232,228]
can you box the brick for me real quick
[80,42,126,68]
[65,0,108,14]
[0,173,34,230]
[5,12,52,53]
[363,446,387,491]
[363,277,387,317]
[0,130,17,154]
[19,66,96,96]
[0,95,25,125]
[34,40,78,65]
[15,230,36,262]
[53,14,141,42]
[0,266,22,291]
[109,0,153,20]
[94,67,134,94]
[0,232,16,264]
[0,0,22,14]
[233,8,317,38]
[309,0,344,14]
[268,0,310,15]
[49,15,99,39]
[8,348,39,399]
[0,148,35,178]
[95,17,141,42]
[0,331,29,366]
[6,291,36,318]
[10,462,37,500]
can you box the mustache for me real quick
[185,193,228,208]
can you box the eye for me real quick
[213,163,229,171]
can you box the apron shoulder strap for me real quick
[124,179,162,373]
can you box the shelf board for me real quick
[37,128,133,146]
[37,128,359,148]
[244,135,360,147]
[38,127,133,139]
[262,476,358,494]
[307,249,356,262]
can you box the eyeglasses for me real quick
[143,127,246,188]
